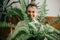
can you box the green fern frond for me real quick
[38,0,47,23]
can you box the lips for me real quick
[31,15,35,19]
[33,15,35,17]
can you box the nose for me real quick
[30,12,33,16]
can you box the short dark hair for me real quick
[26,4,38,10]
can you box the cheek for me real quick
[34,13,37,17]
[27,12,31,15]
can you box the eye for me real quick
[28,11,31,13]
[32,11,34,13]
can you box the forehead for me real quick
[27,6,38,11]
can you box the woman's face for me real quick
[27,6,38,19]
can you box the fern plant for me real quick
[38,0,48,24]
[0,0,19,27]
[7,0,60,40]
[7,19,60,40]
